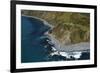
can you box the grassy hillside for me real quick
[22,10,90,45]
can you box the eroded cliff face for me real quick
[22,10,90,45]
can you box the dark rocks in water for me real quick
[79,52,90,60]
[48,55,67,61]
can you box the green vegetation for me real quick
[22,10,90,45]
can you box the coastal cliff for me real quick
[22,10,90,45]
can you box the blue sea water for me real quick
[21,16,90,63]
